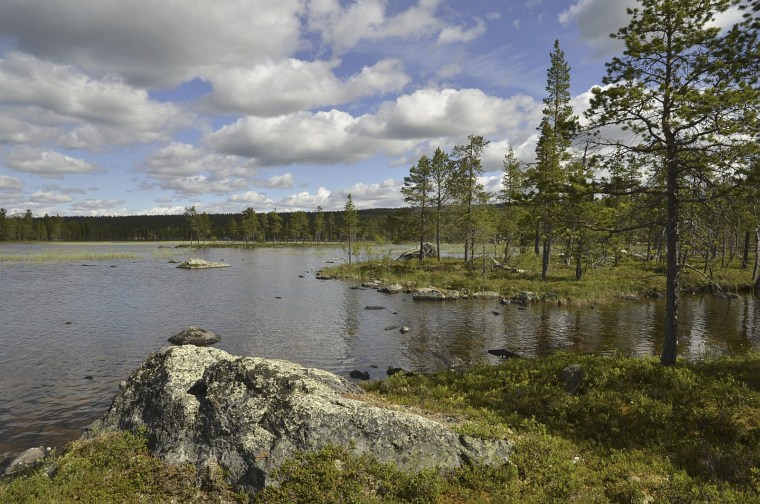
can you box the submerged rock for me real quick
[2,446,46,477]
[87,346,510,496]
[176,258,230,269]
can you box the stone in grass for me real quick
[561,364,583,395]
[168,326,221,347]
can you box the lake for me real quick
[1,243,758,454]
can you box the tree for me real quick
[343,194,359,265]
[499,146,526,263]
[451,134,490,262]
[314,206,325,243]
[430,147,456,260]
[291,211,310,242]
[525,39,578,280]
[586,0,758,365]
[267,211,282,242]
[241,208,258,243]
[184,206,198,243]
[401,154,434,261]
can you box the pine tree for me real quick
[343,194,359,265]
[525,39,578,280]
[401,154,434,261]
[587,0,758,365]
[452,134,490,262]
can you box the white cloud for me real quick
[307,0,443,54]
[161,175,249,196]
[29,190,73,204]
[69,199,126,214]
[559,0,633,57]
[438,17,487,44]
[209,58,409,116]
[0,0,305,87]
[5,148,98,178]
[276,187,332,210]
[229,191,275,207]
[207,109,414,166]
[260,173,294,189]
[0,52,192,149]
[0,175,24,191]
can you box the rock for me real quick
[361,281,381,289]
[412,287,446,301]
[168,326,221,347]
[315,271,334,280]
[378,283,404,294]
[168,259,180,264]
[86,346,511,496]
[384,325,400,331]
[2,446,45,477]
[623,295,641,301]
[513,291,539,304]
[471,291,501,300]
[349,370,370,380]
[364,305,386,310]
[176,258,231,269]
[399,326,410,334]
[561,364,583,395]
[397,242,437,261]
[386,366,405,376]
[487,349,521,360]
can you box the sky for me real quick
[0,0,646,217]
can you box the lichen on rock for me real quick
[86,346,511,496]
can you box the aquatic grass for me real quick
[0,251,139,263]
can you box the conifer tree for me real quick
[401,154,433,261]
[587,0,758,365]
[525,39,578,280]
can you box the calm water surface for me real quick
[1,243,758,454]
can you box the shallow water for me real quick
[0,243,758,453]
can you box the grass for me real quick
[4,353,760,502]
[0,251,140,262]
[321,247,756,305]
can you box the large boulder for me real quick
[87,346,511,496]
[397,242,437,261]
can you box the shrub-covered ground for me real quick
[4,353,760,503]
[323,250,755,305]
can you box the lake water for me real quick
[1,243,758,454]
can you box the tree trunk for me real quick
[742,229,750,269]
[534,220,540,255]
[753,228,760,290]
[575,237,583,281]
[661,166,680,366]
[541,223,552,281]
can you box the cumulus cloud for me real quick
[0,0,305,87]
[160,175,248,196]
[258,173,294,189]
[0,52,192,149]
[29,190,73,204]
[209,58,410,116]
[69,199,126,214]
[559,0,633,57]
[438,17,487,44]
[276,187,332,210]
[5,148,98,178]
[207,109,414,166]
[307,0,443,54]
[0,174,24,191]
[229,191,275,207]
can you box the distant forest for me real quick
[0,206,421,244]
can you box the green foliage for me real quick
[0,431,245,503]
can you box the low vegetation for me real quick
[3,353,760,502]
[322,250,754,305]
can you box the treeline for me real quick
[0,206,422,244]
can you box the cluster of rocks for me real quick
[86,345,513,496]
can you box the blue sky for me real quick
[0,0,646,216]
